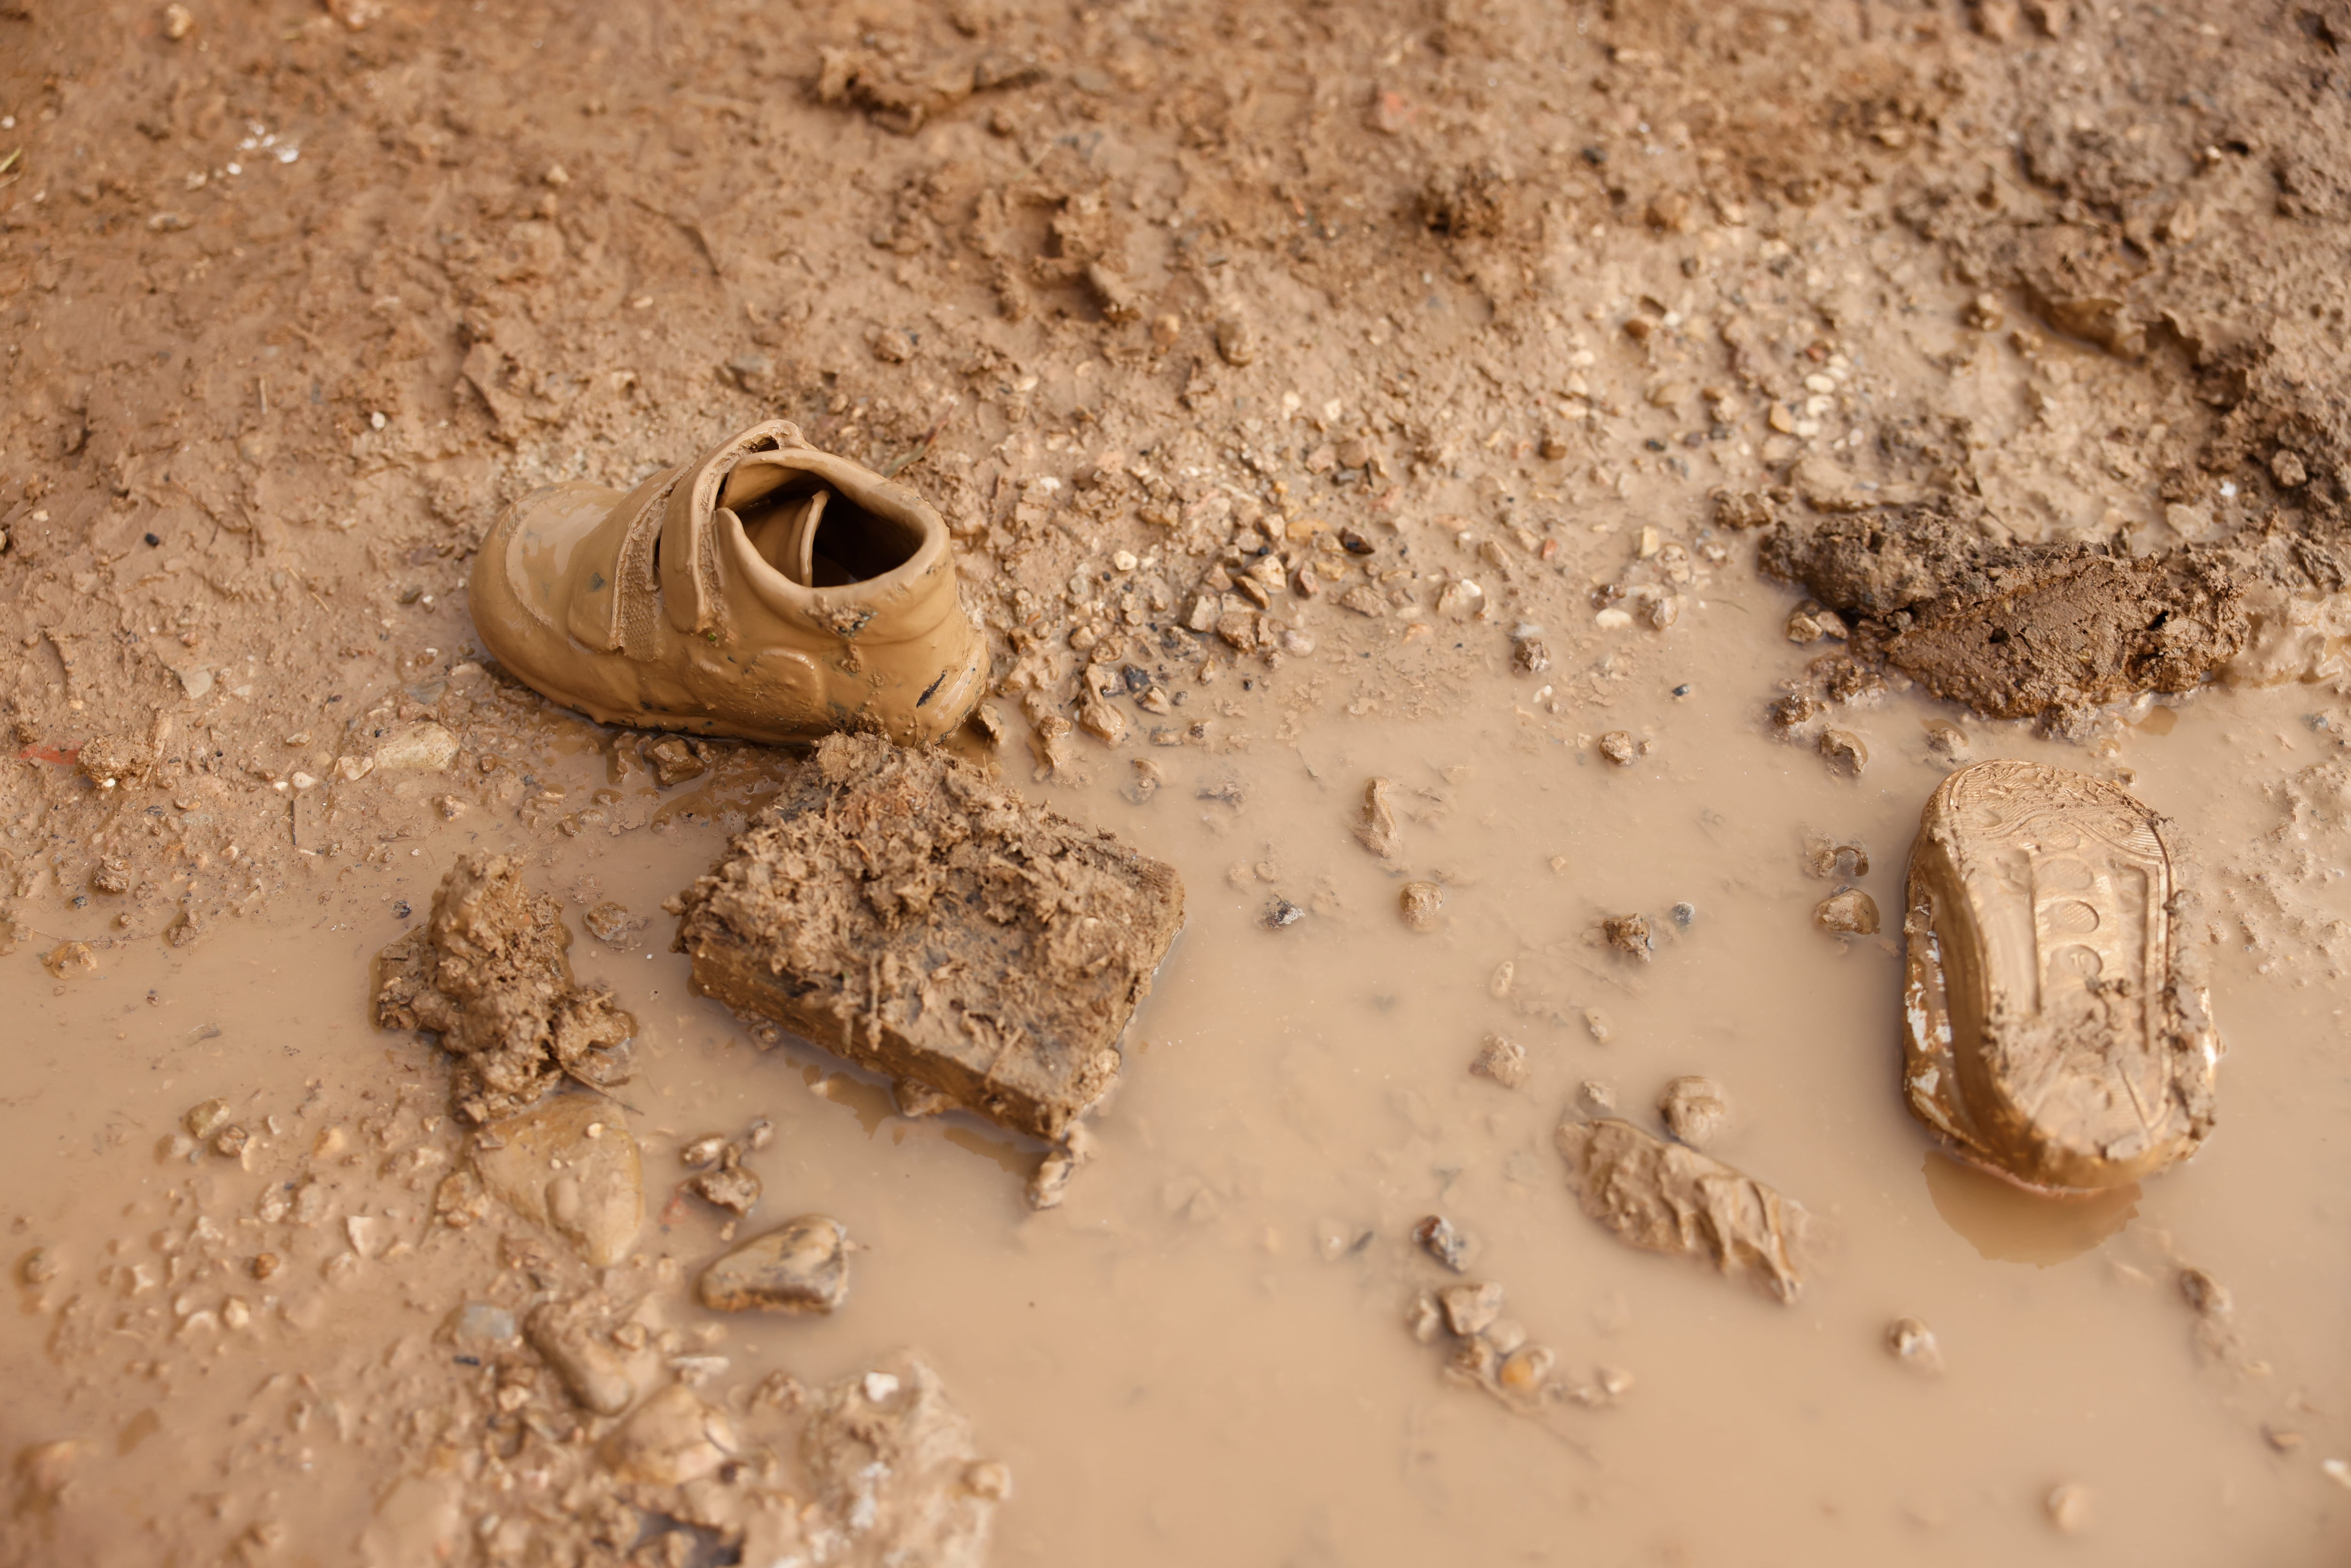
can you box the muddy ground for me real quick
[9,0,2351,1562]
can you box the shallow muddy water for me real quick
[13,565,2351,1563]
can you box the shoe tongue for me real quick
[717,458,800,513]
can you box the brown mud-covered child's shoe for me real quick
[469,420,985,745]
[1901,759,2220,1193]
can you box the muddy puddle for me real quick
[13,577,2351,1563]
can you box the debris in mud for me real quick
[782,1354,1006,1566]
[1412,1213,1478,1274]
[679,736,1181,1151]
[373,854,638,1125]
[1404,1276,1565,1413]
[1600,914,1652,962]
[1398,880,1445,932]
[1469,1032,1529,1090]
[1597,730,1641,766]
[1886,1316,1946,1377]
[1801,833,1870,880]
[581,901,642,946]
[1903,761,2218,1192]
[41,941,96,979]
[1554,1117,1813,1303]
[473,1093,645,1266]
[1026,1124,1096,1211]
[1657,1076,1732,1150]
[1817,728,1869,777]
[1262,896,1305,930]
[644,735,707,788]
[1759,501,2251,729]
[1814,889,1881,937]
[1356,777,1404,861]
[699,1214,851,1314]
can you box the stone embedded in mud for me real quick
[373,853,637,1124]
[372,722,458,772]
[599,1383,737,1487]
[1886,1316,1945,1376]
[1600,914,1651,962]
[1469,1032,1529,1090]
[1398,880,1445,931]
[698,1214,850,1314]
[527,1293,642,1415]
[1554,1116,1812,1303]
[687,1147,762,1216]
[1758,501,2250,726]
[42,940,96,978]
[1815,888,1880,937]
[1902,759,2218,1193]
[676,733,1183,1146]
[473,1095,645,1267]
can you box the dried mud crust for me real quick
[675,733,1183,1143]
[1758,499,2251,725]
[374,853,637,1124]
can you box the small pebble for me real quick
[1399,881,1445,932]
[1815,888,1880,936]
[1577,1079,1617,1116]
[2044,1481,2092,1534]
[1584,1008,1615,1044]
[1598,730,1640,766]
[1469,1033,1529,1090]
[1886,1316,1945,1376]
[185,1099,233,1141]
[689,1148,762,1215]
[1411,1213,1474,1273]
[1439,1281,1505,1337]
[1263,897,1305,930]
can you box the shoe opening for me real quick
[729,473,924,588]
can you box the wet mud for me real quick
[9,1,2351,1564]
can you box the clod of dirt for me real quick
[698,1214,851,1314]
[1801,833,1870,880]
[599,1384,738,1487]
[678,734,1182,1147]
[1439,1281,1505,1337]
[1511,625,1551,674]
[41,941,96,979]
[1759,502,2250,728]
[1554,1116,1813,1304]
[776,1354,1005,1568]
[1418,161,1511,239]
[1398,880,1445,931]
[1886,1316,1946,1377]
[1600,914,1652,962]
[644,735,707,787]
[75,733,149,784]
[1815,889,1881,937]
[581,901,640,946]
[1818,729,1869,776]
[1657,1076,1732,1150]
[1903,761,2217,1192]
[473,1094,645,1266]
[1356,777,1403,861]
[1469,1032,1529,1090]
[1598,731,1641,766]
[688,1146,762,1216]
[374,854,638,1124]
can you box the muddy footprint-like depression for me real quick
[8,0,2351,1561]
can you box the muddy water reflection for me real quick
[1923,1153,2141,1266]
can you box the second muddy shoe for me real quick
[1901,759,2220,1193]
[470,419,985,745]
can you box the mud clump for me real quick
[1902,760,2218,1193]
[676,733,1183,1146]
[375,854,638,1124]
[1554,1116,1813,1303]
[1759,500,2250,727]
